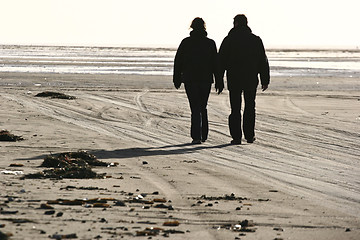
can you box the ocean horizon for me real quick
[1,44,359,78]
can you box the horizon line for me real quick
[0,43,359,51]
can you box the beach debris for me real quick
[215,220,256,233]
[193,193,247,201]
[0,218,34,224]
[35,91,75,100]
[92,203,110,208]
[23,151,114,179]
[233,224,242,231]
[136,227,163,236]
[8,163,24,167]
[136,227,184,237]
[0,130,23,142]
[42,198,118,209]
[24,166,103,179]
[137,221,157,225]
[183,160,198,163]
[40,193,173,214]
[60,186,76,190]
[40,203,54,209]
[47,199,83,206]
[49,233,78,239]
[114,201,126,207]
[154,203,174,210]
[56,212,63,217]
[40,151,111,168]
[107,162,118,167]
[258,198,270,202]
[44,210,55,215]
[60,186,107,191]
[163,229,185,234]
[0,210,18,215]
[0,231,13,240]
[1,170,24,176]
[273,227,284,232]
[163,220,180,226]
[56,212,64,217]
[130,176,141,179]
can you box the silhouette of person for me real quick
[219,14,270,144]
[173,17,223,144]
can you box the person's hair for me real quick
[234,14,248,26]
[190,17,206,30]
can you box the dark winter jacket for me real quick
[173,30,218,86]
[219,26,270,90]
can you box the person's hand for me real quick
[174,82,181,89]
[262,84,268,91]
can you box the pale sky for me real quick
[1,0,359,49]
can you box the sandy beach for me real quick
[1,72,359,239]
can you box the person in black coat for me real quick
[173,17,223,144]
[219,14,270,145]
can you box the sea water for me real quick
[0,45,359,78]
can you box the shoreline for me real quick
[1,72,360,90]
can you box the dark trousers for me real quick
[229,89,257,141]
[185,82,211,141]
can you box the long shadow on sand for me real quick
[91,143,230,160]
[15,143,231,161]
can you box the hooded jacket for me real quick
[219,26,270,90]
[173,30,218,86]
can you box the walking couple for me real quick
[173,14,270,145]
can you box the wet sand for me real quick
[1,73,359,239]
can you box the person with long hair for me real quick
[173,17,223,144]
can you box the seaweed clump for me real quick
[0,130,24,142]
[40,151,109,168]
[196,193,247,201]
[25,166,100,179]
[35,91,75,100]
[24,151,112,179]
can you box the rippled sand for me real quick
[1,73,359,239]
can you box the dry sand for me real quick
[0,72,359,240]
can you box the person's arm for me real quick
[218,37,229,80]
[216,37,229,93]
[212,40,223,94]
[258,38,270,91]
[173,41,184,89]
